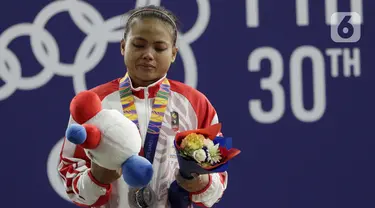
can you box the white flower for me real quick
[208,144,222,165]
[208,143,220,155]
[203,138,214,148]
[192,149,207,163]
[209,154,222,165]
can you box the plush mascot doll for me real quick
[65,90,153,188]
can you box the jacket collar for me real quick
[127,74,167,99]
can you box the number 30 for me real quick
[248,46,326,123]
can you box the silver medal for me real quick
[128,186,156,208]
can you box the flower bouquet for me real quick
[174,123,241,179]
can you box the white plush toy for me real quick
[65,90,153,188]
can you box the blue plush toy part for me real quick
[122,155,153,188]
[66,124,87,145]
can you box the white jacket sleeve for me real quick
[57,116,112,207]
[189,172,228,207]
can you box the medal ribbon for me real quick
[119,73,170,164]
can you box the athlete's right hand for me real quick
[90,161,122,185]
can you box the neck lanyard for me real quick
[119,73,170,164]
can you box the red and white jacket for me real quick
[58,75,228,208]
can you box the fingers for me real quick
[175,168,199,180]
[91,161,122,184]
[175,169,204,192]
[191,173,199,178]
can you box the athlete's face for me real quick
[121,17,178,87]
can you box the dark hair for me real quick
[123,5,180,46]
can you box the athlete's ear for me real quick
[171,46,178,63]
[120,39,125,56]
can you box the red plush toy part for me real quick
[70,91,102,124]
[80,124,102,149]
[70,91,103,149]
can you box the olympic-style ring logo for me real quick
[5,0,213,202]
[0,0,210,101]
